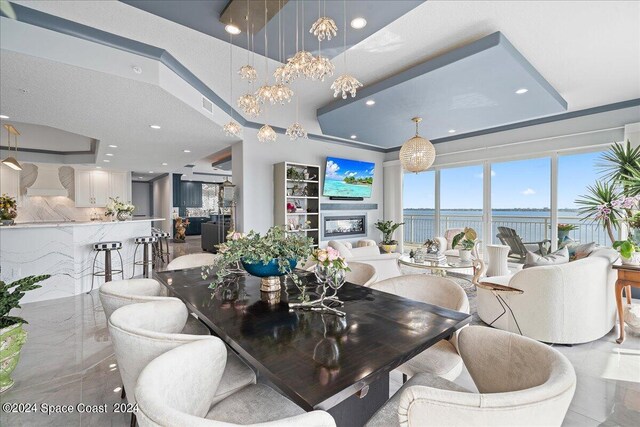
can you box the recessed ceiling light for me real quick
[161,162,168,166]
[0,115,9,119]
[149,125,161,129]
[108,144,118,148]
[350,17,367,29]
[350,135,357,139]
[515,88,528,94]
[225,24,241,35]
[138,176,143,179]
[96,166,102,169]
[103,159,110,163]
[132,66,142,74]
[448,129,456,133]
[365,100,375,106]
[149,171,154,173]
[183,149,191,153]
[106,153,114,156]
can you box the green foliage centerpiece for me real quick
[374,220,404,253]
[452,227,478,262]
[1,275,50,392]
[206,226,313,292]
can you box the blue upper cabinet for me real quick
[172,174,203,208]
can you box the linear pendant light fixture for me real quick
[2,124,22,171]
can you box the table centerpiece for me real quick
[0,194,17,226]
[105,197,135,221]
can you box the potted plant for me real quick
[557,223,578,242]
[613,239,640,266]
[105,197,135,221]
[206,226,313,292]
[374,220,404,253]
[0,194,17,226]
[452,227,478,262]
[1,274,50,392]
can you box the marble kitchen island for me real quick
[0,218,164,303]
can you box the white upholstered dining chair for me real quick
[165,253,220,271]
[135,339,336,427]
[99,278,209,335]
[370,274,469,381]
[366,326,576,427]
[108,299,256,423]
[345,261,378,286]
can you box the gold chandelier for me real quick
[399,117,436,173]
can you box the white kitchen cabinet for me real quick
[0,164,20,203]
[74,169,127,207]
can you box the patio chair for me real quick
[496,227,550,262]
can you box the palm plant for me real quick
[597,141,640,183]
[576,180,623,244]
[620,167,640,196]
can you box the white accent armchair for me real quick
[135,339,336,426]
[477,248,619,344]
[328,240,401,281]
[345,262,378,286]
[166,253,221,271]
[370,274,469,381]
[366,326,576,427]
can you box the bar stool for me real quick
[132,236,157,278]
[152,229,171,266]
[89,241,124,293]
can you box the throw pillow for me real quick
[523,247,569,269]
[563,241,597,260]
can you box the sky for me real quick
[325,157,375,180]
[403,151,602,210]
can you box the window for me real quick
[440,165,484,241]
[403,171,435,245]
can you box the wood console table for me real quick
[613,264,640,344]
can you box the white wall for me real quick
[233,133,386,244]
[152,175,172,233]
[131,181,152,216]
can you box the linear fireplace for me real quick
[323,215,367,238]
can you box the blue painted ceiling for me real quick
[317,32,568,148]
[120,0,424,61]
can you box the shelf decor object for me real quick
[399,117,436,173]
[274,162,321,247]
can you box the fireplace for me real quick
[323,215,367,238]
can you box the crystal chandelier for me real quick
[238,65,257,83]
[272,83,293,104]
[332,0,362,98]
[237,94,261,117]
[286,50,314,80]
[257,124,277,142]
[223,121,242,137]
[286,122,307,141]
[310,16,337,41]
[274,64,294,84]
[255,84,276,104]
[399,117,436,173]
[331,74,362,99]
[224,32,242,137]
[308,55,334,82]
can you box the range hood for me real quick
[26,165,69,197]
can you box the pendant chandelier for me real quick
[2,124,22,171]
[237,12,261,116]
[238,0,257,83]
[399,117,436,173]
[270,1,293,104]
[257,124,277,142]
[310,0,337,41]
[331,0,362,98]
[223,31,242,137]
[285,0,307,140]
[285,0,314,81]
[309,2,335,83]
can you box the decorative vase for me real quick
[381,244,396,253]
[459,249,472,262]
[0,323,27,393]
[558,230,570,241]
[241,258,297,292]
[621,251,640,266]
[0,220,14,226]
[116,211,130,221]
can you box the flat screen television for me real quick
[323,156,375,199]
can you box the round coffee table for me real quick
[398,255,485,285]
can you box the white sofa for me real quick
[328,240,402,281]
[477,248,619,344]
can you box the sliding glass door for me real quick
[403,171,435,246]
[440,165,484,242]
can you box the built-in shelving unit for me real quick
[274,162,321,247]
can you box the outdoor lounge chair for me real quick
[496,226,551,262]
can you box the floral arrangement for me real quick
[311,247,350,273]
[0,194,17,221]
[104,197,135,217]
[205,226,313,287]
[452,227,478,251]
[557,223,578,232]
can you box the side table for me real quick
[486,244,510,277]
[613,264,640,344]
[476,280,524,335]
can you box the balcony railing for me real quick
[403,214,609,247]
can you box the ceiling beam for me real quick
[220,0,288,34]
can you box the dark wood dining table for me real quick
[155,268,471,427]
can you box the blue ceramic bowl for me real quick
[241,258,297,277]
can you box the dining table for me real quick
[155,267,472,427]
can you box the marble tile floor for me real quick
[2,287,639,427]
